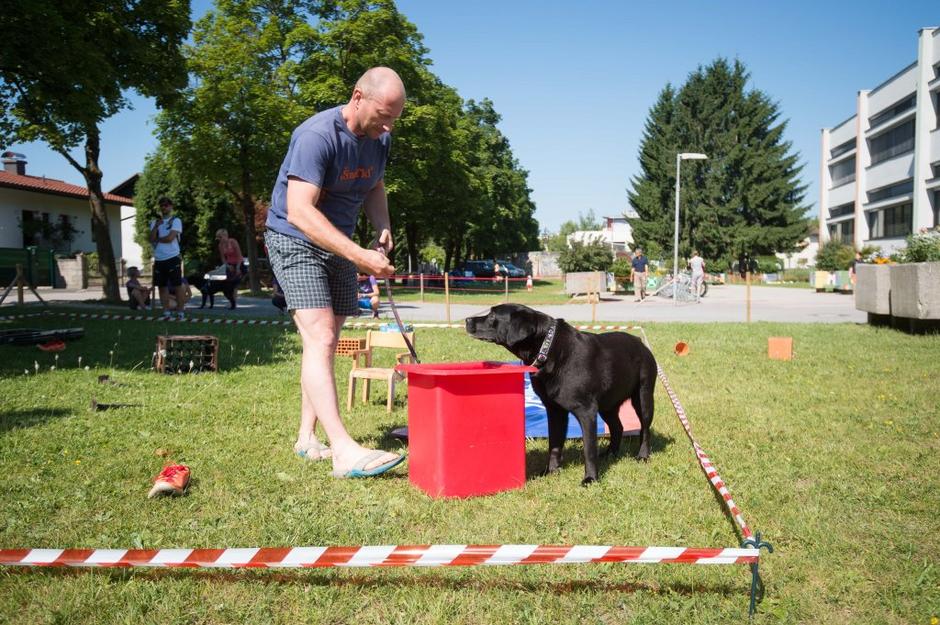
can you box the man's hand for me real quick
[375,228,393,255]
[357,249,394,278]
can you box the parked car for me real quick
[454,260,496,278]
[495,261,526,278]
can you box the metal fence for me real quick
[0,247,56,287]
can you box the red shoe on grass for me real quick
[148,464,190,498]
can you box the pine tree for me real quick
[628,59,808,269]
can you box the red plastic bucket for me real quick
[396,361,536,498]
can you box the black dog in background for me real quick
[186,273,237,310]
[466,304,657,485]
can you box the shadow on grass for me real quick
[524,431,675,481]
[0,308,300,375]
[19,565,748,599]
[0,407,73,434]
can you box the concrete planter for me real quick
[564,271,606,296]
[54,254,88,289]
[890,262,940,320]
[855,264,891,315]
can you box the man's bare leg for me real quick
[175,284,186,313]
[158,286,170,312]
[293,308,399,473]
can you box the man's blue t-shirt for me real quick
[266,105,391,240]
[631,255,649,272]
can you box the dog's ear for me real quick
[500,307,540,347]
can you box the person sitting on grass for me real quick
[125,266,151,310]
[358,274,380,319]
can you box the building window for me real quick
[935,92,940,130]
[934,191,939,228]
[830,139,855,159]
[868,93,916,128]
[828,220,854,245]
[868,179,913,203]
[829,202,854,218]
[830,157,855,187]
[869,119,915,165]
[867,202,912,239]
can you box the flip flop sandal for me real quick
[331,450,406,479]
[294,440,332,461]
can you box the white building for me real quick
[776,228,820,269]
[820,27,940,255]
[0,152,132,260]
[565,214,635,252]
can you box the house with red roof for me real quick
[0,151,133,259]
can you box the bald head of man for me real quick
[345,67,406,140]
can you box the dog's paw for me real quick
[580,476,597,487]
[539,466,560,477]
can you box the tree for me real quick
[543,211,603,252]
[815,240,855,271]
[134,150,236,271]
[154,0,313,295]
[628,59,808,270]
[557,239,613,273]
[0,1,190,302]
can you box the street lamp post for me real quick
[674,152,708,304]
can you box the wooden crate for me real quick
[335,337,366,357]
[156,335,219,374]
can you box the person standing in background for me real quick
[149,197,186,320]
[216,229,244,307]
[631,248,649,302]
[689,250,706,303]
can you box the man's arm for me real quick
[285,177,393,277]
[361,179,392,254]
[151,218,179,244]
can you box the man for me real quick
[149,197,186,320]
[689,250,706,303]
[631,248,649,302]
[264,67,406,479]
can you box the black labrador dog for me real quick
[186,273,237,310]
[466,304,657,485]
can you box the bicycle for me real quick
[653,271,707,302]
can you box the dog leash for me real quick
[382,277,419,363]
[375,247,419,364]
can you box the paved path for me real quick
[3,284,865,324]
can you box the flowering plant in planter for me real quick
[898,227,940,263]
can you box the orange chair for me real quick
[346,330,417,413]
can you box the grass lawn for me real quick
[0,310,938,624]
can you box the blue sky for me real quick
[8,1,939,232]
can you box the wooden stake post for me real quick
[746,270,752,323]
[444,272,451,325]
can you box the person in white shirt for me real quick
[689,250,706,303]
[149,197,186,320]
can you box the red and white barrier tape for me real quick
[637,329,753,540]
[1,311,641,332]
[0,544,757,569]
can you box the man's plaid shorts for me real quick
[264,229,358,315]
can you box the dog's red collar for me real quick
[530,320,558,369]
